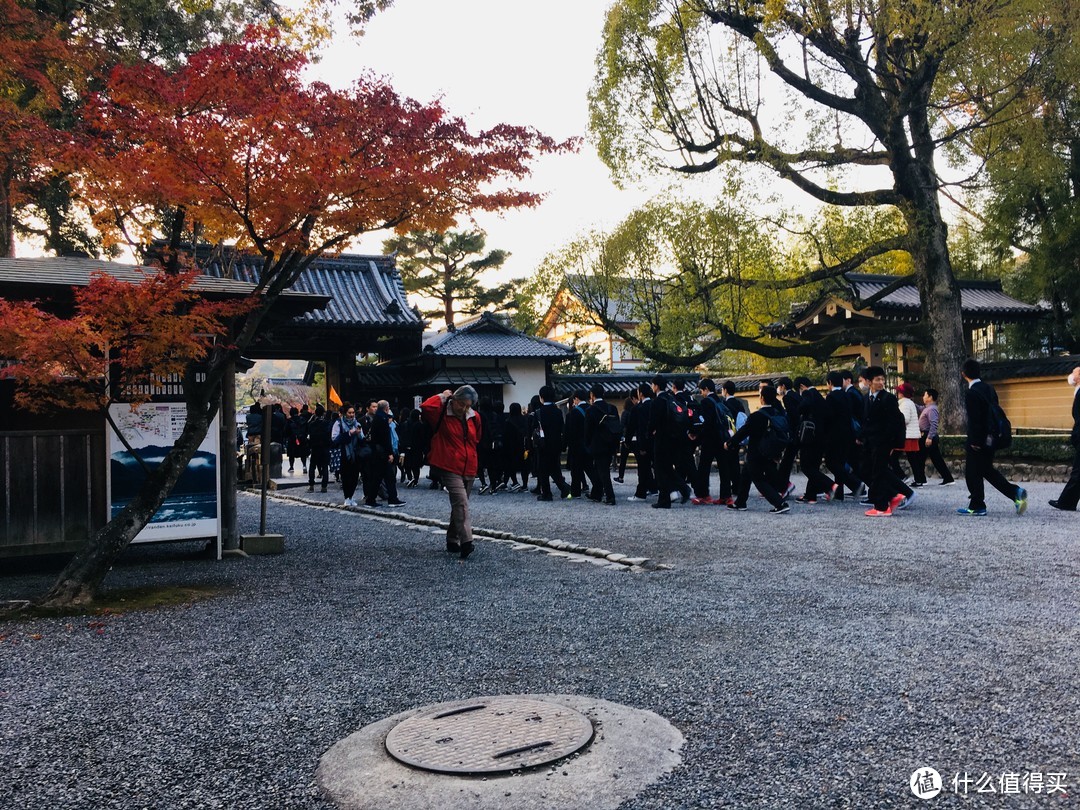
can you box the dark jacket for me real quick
[584,399,619,456]
[797,387,828,448]
[536,402,565,455]
[306,414,332,450]
[965,379,1001,447]
[564,402,589,456]
[1072,388,1080,447]
[729,405,783,460]
[823,388,854,443]
[371,409,393,455]
[648,390,674,440]
[862,390,904,450]
[627,397,653,451]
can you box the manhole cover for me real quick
[384,696,595,775]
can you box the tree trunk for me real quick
[897,161,968,433]
[0,169,15,258]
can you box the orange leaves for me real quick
[0,269,251,413]
[70,26,576,257]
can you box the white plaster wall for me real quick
[504,360,548,409]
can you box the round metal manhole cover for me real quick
[384,696,595,775]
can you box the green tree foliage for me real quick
[969,0,1080,351]
[534,195,912,370]
[589,0,1049,426]
[382,229,518,328]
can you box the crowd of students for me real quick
[243,355,1048,519]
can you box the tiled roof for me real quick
[425,312,576,358]
[0,256,325,308]
[420,367,515,386]
[551,372,701,399]
[200,252,423,330]
[980,355,1080,381]
[846,273,1043,318]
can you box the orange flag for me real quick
[329,385,343,406]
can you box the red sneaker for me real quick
[888,494,905,512]
[864,508,894,517]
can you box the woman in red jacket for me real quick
[422,385,482,559]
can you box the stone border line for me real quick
[250,490,673,573]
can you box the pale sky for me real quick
[309,0,665,280]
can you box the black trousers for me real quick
[800,444,835,498]
[1054,445,1080,508]
[694,442,722,497]
[736,454,783,508]
[591,452,615,502]
[824,443,860,501]
[538,450,568,497]
[633,447,656,498]
[919,434,954,483]
[308,446,329,489]
[868,445,911,510]
[616,441,630,478]
[568,450,594,496]
[964,445,1018,510]
[653,443,688,506]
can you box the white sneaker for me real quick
[626,495,647,502]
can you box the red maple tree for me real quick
[14,26,571,607]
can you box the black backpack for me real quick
[666,396,693,439]
[977,389,1013,450]
[758,409,793,461]
[598,405,622,446]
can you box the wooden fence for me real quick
[0,430,107,557]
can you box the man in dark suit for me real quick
[648,374,691,509]
[584,384,619,505]
[822,371,863,501]
[861,366,913,516]
[959,358,1027,516]
[774,377,801,498]
[1050,365,1080,511]
[564,390,593,497]
[535,385,571,501]
[627,383,657,501]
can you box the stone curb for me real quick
[250,490,673,573]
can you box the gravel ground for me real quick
[2,470,1079,809]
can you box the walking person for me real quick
[724,385,790,514]
[1049,365,1080,511]
[584,384,619,505]
[861,367,914,517]
[649,375,691,509]
[822,371,863,501]
[614,393,634,483]
[627,383,657,501]
[502,402,528,491]
[958,359,1027,516]
[422,386,483,559]
[332,403,365,507]
[896,383,925,485]
[286,406,309,473]
[918,389,955,486]
[793,376,836,504]
[535,385,571,501]
[565,391,593,498]
[691,378,728,504]
[306,403,332,493]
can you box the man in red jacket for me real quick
[422,385,483,559]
